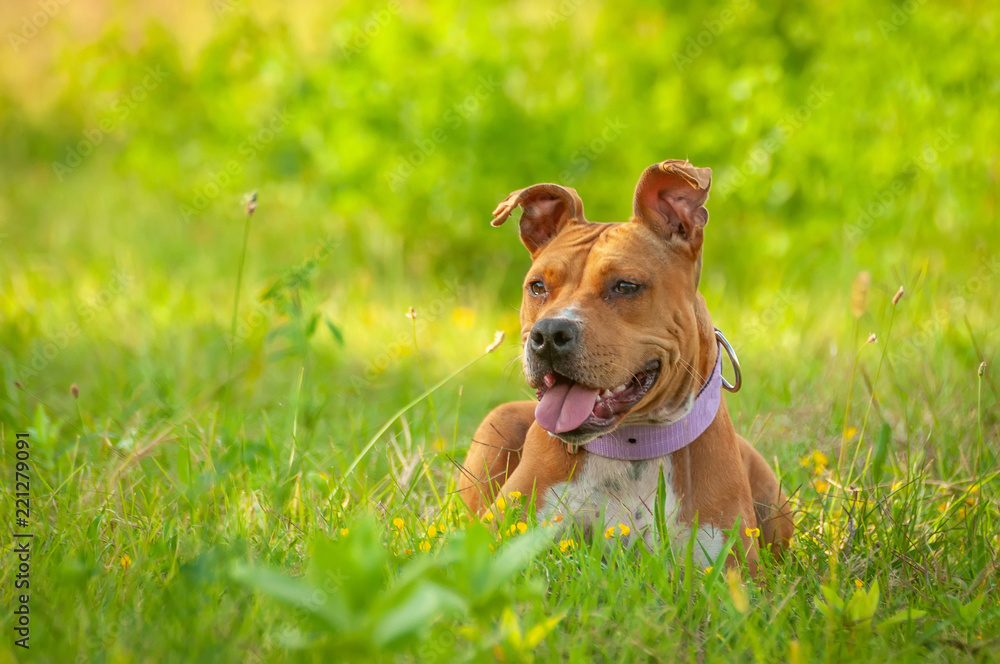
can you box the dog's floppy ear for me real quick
[491,183,585,256]
[632,160,712,255]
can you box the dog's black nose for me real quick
[528,318,581,360]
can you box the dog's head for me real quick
[492,160,714,445]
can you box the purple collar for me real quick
[580,336,731,460]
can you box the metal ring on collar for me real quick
[715,329,742,393]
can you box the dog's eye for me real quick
[613,281,641,295]
[528,280,546,296]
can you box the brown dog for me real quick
[458,160,793,573]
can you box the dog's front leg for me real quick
[482,422,583,517]
[459,401,537,515]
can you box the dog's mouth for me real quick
[534,360,661,437]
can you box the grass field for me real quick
[1,0,998,661]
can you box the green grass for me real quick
[1,0,999,661]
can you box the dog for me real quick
[458,159,793,574]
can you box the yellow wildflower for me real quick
[495,496,507,511]
[745,527,761,538]
[504,522,528,536]
[419,540,431,553]
[704,566,714,574]
[508,491,522,500]
[726,569,749,613]
[799,450,829,474]
[854,579,863,589]
[968,484,981,504]
[482,511,494,523]
[559,539,576,553]
[392,517,405,531]
[339,528,350,537]
[605,524,631,538]
[427,525,438,538]
[121,554,132,571]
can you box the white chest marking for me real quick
[541,454,725,566]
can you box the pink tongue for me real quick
[535,380,600,434]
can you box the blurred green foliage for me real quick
[3,0,996,287]
[2,0,997,417]
[1,1,999,661]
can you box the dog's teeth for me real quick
[600,389,612,398]
[614,384,628,394]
